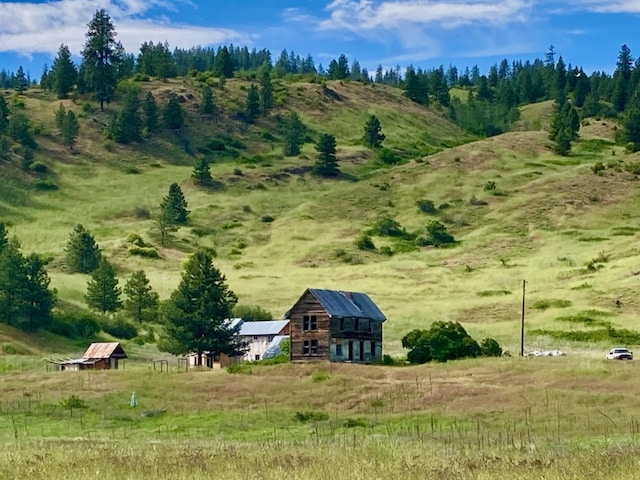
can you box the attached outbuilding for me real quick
[285,288,386,363]
[51,342,128,371]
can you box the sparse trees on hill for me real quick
[362,114,385,148]
[81,9,122,111]
[86,257,121,315]
[259,69,274,114]
[51,44,77,99]
[64,224,102,273]
[123,270,158,323]
[201,84,214,115]
[549,99,579,156]
[314,133,339,177]
[0,96,10,133]
[159,249,244,364]
[327,54,349,80]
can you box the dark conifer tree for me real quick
[362,115,385,148]
[143,91,159,133]
[161,182,189,224]
[245,84,260,122]
[64,224,102,273]
[314,134,339,177]
[86,257,121,315]
[51,44,77,99]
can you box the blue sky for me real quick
[0,0,638,79]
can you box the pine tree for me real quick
[362,114,385,148]
[15,66,28,94]
[161,182,189,224]
[245,84,260,122]
[60,110,79,150]
[81,9,121,111]
[624,89,640,151]
[110,87,141,143]
[163,93,184,129]
[143,91,158,133]
[192,158,213,186]
[259,69,274,114]
[0,239,28,327]
[314,133,339,177]
[0,222,8,254]
[64,224,102,273]
[23,253,55,331]
[159,249,242,363]
[86,257,121,315]
[51,44,77,99]
[123,270,158,323]
[0,95,9,133]
[283,111,305,156]
[213,46,234,78]
[201,84,214,115]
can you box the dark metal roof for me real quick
[308,288,386,322]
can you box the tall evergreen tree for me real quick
[64,224,102,273]
[362,114,385,148]
[159,249,242,364]
[23,253,55,331]
[314,133,339,177]
[81,9,121,111]
[15,66,28,94]
[283,111,305,156]
[327,54,349,79]
[163,93,184,129]
[60,110,79,150]
[123,270,158,323]
[212,46,234,78]
[259,69,274,114]
[0,222,8,254]
[201,84,214,115]
[86,257,121,315]
[0,95,9,133]
[161,182,189,224]
[143,91,159,133]
[245,84,260,122]
[623,88,640,152]
[109,87,141,143]
[0,240,28,328]
[192,158,213,186]
[613,44,634,112]
[51,44,77,99]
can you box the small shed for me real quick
[53,342,128,371]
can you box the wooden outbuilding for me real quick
[52,342,128,371]
[285,288,386,363]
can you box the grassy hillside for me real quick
[1,77,640,359]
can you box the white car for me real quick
[606,347,633,360]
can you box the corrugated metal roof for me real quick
[308,289,386,322]
[239,320,289,336]
[82,342,127,359]
[262,335,289,359]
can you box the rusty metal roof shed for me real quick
[305,288,386,322]
[82,342,128,359]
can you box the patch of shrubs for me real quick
[294,411,329,423]
[402,321,502,364]
[416,199,437,214]
[354,233,376,251]
[126,234,159,258]
[101,317,138,340]
[49,311,101,339]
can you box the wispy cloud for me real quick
[578,0,640,13]
[0,0,248,57]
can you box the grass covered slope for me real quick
[1,77,640,357]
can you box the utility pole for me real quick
[520,280,526,357]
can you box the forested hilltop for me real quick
[2,8,640,357]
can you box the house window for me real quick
[340,318,344,331]
[255,354,260,361]
[303,339,318,355]
[336,341,343,357]
[354,318,359,331]
[303,315,317,331]
[253,335,259,340]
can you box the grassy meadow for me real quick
[2,78,640,476]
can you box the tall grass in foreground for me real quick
[1,438,639,479]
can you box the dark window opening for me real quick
[303,315,317,331]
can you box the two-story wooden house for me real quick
[285,288,386,363]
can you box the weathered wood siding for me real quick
[289,291,331,362]
[329,318,383,363]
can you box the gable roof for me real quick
[238,320,289,336]
[299,288,386,322]
[82,342,128,359]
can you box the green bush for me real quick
[402,321,481,363]
[34,180,59,191]
[232,304,273,321]
[377,147,401,165]
[379,246,394,256]
[128,246,160,258]
[354,233,376,251]
[226,363,253,375]
[416,199,437,214]
[311,369,330,382]
[49,311,101,339]
[294,411,329,422]
[102,317,138,339]
[370,218,406,237]
[480,338,503,357]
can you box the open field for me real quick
[2,359,640,478]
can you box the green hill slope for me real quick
[1,78,639,356]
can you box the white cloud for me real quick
[0,0,248,57]
[318,0,532,33]
[578,0,640,13]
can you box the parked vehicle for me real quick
[606,347,633,360]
